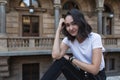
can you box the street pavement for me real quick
[107,76,120,80]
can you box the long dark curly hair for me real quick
[62,9,92,41]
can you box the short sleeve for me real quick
[62,37,70,46]
[92,34,105,52]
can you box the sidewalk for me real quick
[107,76,120,80]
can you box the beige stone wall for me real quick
[105,52,120,74]
[42,14,55,37]
[1,0,120,80]
[6,11,19,37]
[113,15,120,35]
[40,0,54,37]
[2,56,65,80]
[6,0,120,37]
[6,0,55,37]
[6,0,92,37]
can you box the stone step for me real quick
[0,57,9,77]
[0,71,9,77]
[0,65,9,72]
[0,57,9,65]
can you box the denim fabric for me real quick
[41,57,106,80]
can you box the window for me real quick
[102,4,113,35]
[22,15,39,36]
[105,57,116,71]
[109,58,115,70]
[20,0,40,8]
[22,63,39,80]
[63,1,79,10]
[104,58,107,70]
[62,1,79,18]
[106,17,112,34]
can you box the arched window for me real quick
[103,5,111,13]
[62,1,79,18]
[102,4,113,35]
[17,0,47,37]
[63,1,79,10]
[19,0,40,8]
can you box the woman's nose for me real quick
[69,26,73,30]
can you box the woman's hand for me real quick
[57,18,65,32]
[64,55,70,60]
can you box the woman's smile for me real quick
[65,15,78,36]
[69,28,78,36]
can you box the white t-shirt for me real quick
[62,32,105,70]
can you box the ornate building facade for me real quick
[0,0,120,80]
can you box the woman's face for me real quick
[65,15,79,37]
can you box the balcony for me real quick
[102,35,120,52]
[0,35,120,56]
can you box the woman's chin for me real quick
[70,34,77,37]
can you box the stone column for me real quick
[0,0,7,36]
[0,0,8,51]
[96,7,104,34]
[96,0,104,34]
[54,0,61,31]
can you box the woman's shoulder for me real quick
[62,37,69,43]
[89,32,101,39]
[63,37,68,41]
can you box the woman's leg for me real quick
[61,58,84,80]
[41,58,63,80]
[41,57,84,80]
[62,67,84,80]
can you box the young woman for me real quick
[41,9,106,80]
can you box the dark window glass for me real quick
[109,58,115,70]
[20,0,40,8]
[63,1,79,10]
[22,15,39,36]
[102,4,113,35]
[22,63,39,80]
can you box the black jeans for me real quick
[41,57,106,80]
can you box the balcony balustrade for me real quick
[0,36,120,52]
[7,37,55,51]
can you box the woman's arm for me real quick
[64,48,102,75]
[74,48,102,75]
[52,18,69,59]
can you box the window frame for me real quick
[102,4,114,35]
[22,15,39,37]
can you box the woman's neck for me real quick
[76,37,85,43]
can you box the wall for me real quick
[2,55,65,80]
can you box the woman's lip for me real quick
[71,30,76,33]
[70,30,77,34]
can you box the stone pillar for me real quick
[0,0,7,36]
[96,0,104,34]
[0,0,8,51]
[96,7,104,34]
[54,0,61,31]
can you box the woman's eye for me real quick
[66,23,70,27]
